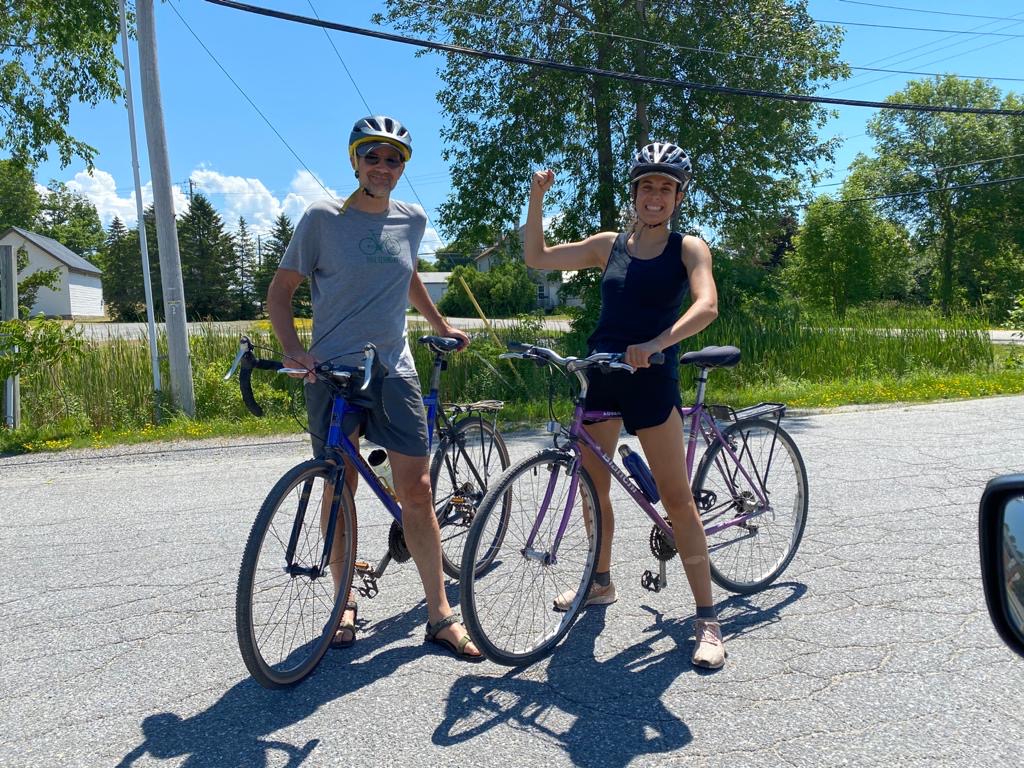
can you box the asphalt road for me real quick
[2,395,1024,767]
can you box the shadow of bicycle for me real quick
[113,598,432,768]
[434,581,805,767]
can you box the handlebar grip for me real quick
[239,354,283,417]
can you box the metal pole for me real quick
[118,0,162,418]
[1,245,21,429]
[136,0,195,416]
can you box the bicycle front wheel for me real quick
[460,450,602,666]
[236,459,358,688]
[430,416,511,578]
[694,418,808,594]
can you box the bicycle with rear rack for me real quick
[459,342,808,667]
[225,335,509,688]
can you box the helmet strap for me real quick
[353,169,379,198]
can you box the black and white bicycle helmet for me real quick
[629,142,692,192]
[348,115,413,162]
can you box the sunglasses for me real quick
[362,154,405,168]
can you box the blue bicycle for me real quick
[226,336,509,688]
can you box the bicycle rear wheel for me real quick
[431,416,511,578]
[460,450,601,666]
[693,418,808,594]
[236,459,358,688]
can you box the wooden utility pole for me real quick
[136,0,195,416]
[1,244,20,429]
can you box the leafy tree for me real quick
[1,1,122,167]
[438,261,535,317]
[34,181,106,264]
[176,194,234,320]
[230,217,259,320]
[857,76,1023,316]
[378,0,846,339]
[783,182,911,317]
[378,0,845,243]
[417,258,437,271]
[433,241,478,271]
[0,157,41,231]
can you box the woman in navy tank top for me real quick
[523,142,726,668]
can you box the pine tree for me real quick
[231,217,258,320]
[253,212,307,316]
[176,193,234,319]
[102,216,141,320]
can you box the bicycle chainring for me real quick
[388,521,411,563]
[649,518,677,562]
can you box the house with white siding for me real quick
[0,227,105,319]
[417,271,453,305]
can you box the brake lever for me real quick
[224,337,253,380]
[361,344,376,391]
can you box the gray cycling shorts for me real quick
[304,375,429,458]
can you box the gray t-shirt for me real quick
[279,198,425,377]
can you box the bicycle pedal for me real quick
[354,559,371,572]
[641,570,663,593]
[356,574,379,599]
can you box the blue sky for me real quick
[30,0,1024,256]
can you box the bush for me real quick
[438,261,536,318]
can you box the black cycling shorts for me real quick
[583,366,682,435]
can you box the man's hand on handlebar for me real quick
[282,348,319,383]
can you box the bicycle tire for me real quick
[693,418,808,594]
[236,459,358,688]
[460,449,602,666]
[430,416,511,579]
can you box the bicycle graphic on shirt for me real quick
[359,231,402,258]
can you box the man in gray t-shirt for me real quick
[267,115,481,661]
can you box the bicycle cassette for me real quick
[649,518,677,562]
[388,521,411,563]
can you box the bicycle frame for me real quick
[533,373,774,565]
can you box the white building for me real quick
[417,271,453,305]
[0,227,104,319]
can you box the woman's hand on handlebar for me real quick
[624,340,663,370]
[282,348,319,382]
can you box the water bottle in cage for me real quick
[618,445,660,504]
[367,448,397,500]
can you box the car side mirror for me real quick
[979,474,1024,659]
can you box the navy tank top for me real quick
[587,231,690,379]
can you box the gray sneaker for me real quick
[691,619,726,669]
[552,581,617,612]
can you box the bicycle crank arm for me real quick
[354,554,392,598]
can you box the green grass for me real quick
[3,306,1022,455]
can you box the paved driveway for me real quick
[2,395,1023,767]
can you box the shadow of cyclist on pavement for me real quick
[113,599,429,768]
[433,581,805,768]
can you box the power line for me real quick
[166,1,336,202]
[838,1,1024,23]
[813,17,1024,37]
[836,174,1024,204]
[413,1,1024,83]
[826,13,1024,96]
[203,0,1024,117]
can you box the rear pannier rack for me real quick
[708,402,786,422]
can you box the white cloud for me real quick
[61,168,189,228]
[281,170,340,223]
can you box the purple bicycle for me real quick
[460,342,808,666]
